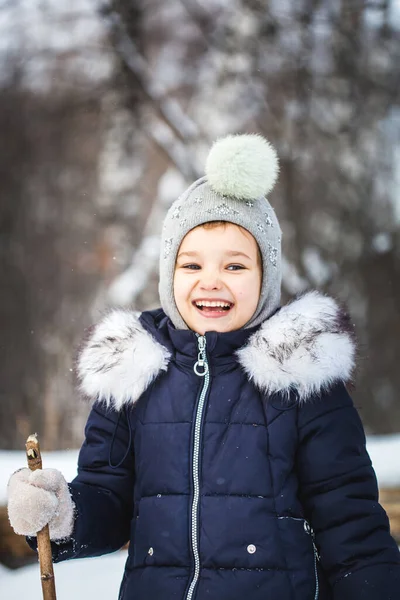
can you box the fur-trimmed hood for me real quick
[77,291,356,409]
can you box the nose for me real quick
[199,269,222,290]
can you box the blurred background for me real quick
[0,0,400,581]
[2,0,400,449]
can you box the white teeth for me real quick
[195,301,231,308]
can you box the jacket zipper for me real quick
[303,519,320,600]
[186,334,210,600]
[279,517,320,599]
[187,343,319,600]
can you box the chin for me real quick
[181,307,247,334]
[192,321,236,335]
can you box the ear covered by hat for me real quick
[159,134,282,330]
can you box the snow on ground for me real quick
[0,434,399,597]
[0,551,128,599]
[365,434,400,487]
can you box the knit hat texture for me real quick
[159,134,282,330]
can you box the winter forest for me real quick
[0,0,400,595]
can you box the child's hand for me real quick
[7,467,74,540]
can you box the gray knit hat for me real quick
[159,134,282,330]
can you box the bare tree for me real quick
[102,0,400,432]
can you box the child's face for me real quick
[173,223,262,334]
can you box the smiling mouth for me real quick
[192,301,234,318]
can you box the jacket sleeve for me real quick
[296,382,400,600]
[27,401,135,562]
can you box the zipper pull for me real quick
[312,540,320,562]
[194,335,209,377]
[305,521,320,562]
[311,527,320,562]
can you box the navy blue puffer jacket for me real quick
[33,292,400,599]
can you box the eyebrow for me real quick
[177,250,252,260]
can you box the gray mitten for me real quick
[7,467,75,541]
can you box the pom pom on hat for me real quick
[205,134,279,200]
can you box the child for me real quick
[8,134,400,599]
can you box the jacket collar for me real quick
[166,318,258,369]
[76,291,356,409]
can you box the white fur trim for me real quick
[77,293,355,408]
[205,134,279,200]
[236,291,356,400]
[77,310,171,410]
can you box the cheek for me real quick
[239,294,259,317]
[173,273,181,303]
[235,275,261,302]
[233,291,257,316]
[173,273,190,303]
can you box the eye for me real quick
[226,264,245,271]
[181,264,201,270]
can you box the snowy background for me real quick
[1,0,399,448]
[0,550,128,599]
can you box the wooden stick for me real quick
[26,434,57,600]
